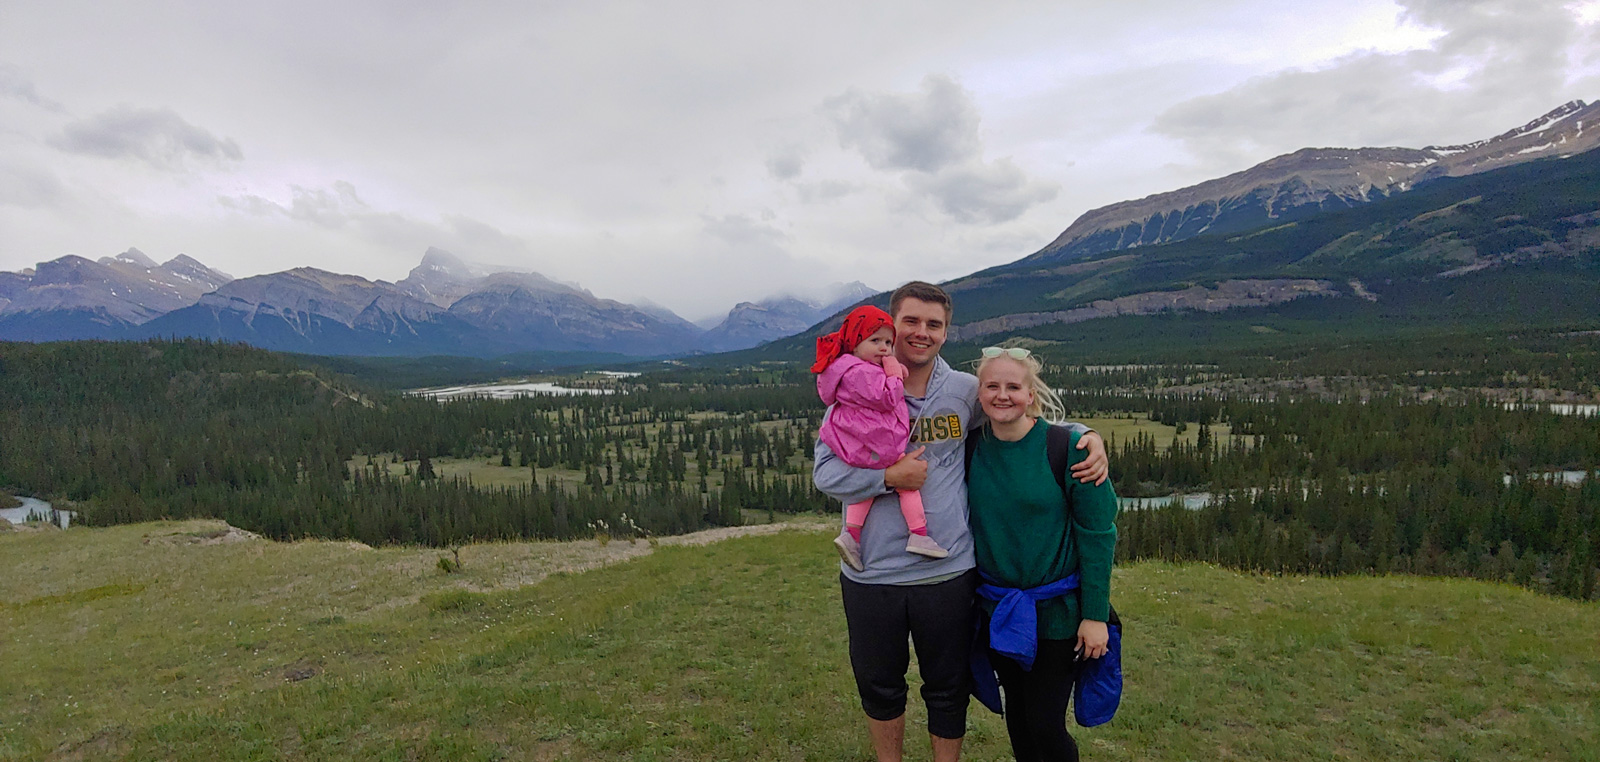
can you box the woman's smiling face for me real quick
[977,357,1034,425]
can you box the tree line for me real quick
[2,338,1595,598]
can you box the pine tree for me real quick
[417,454,436,481]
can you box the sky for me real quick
[2,0,1598,321]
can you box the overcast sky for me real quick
[3,0,1598,320]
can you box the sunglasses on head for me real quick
[981,346,1031,360]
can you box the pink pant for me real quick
[845,489,926,534]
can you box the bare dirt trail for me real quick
[339,517,835,613]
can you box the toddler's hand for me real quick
[881,355,907,379]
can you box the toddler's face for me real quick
[852,326,895,365]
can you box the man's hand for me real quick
[884,446,927,491]
[1071,431,1109,486]
[880,355,908,380]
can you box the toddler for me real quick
[813,305,949,570]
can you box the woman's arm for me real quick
[1067,430,1119,624]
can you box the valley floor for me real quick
[3,520,1596,761]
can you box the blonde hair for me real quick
[975,350,1068,423]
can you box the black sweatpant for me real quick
[991,638,1081,762]
[839,570,977,740]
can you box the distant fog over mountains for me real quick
[3,101,1597,360]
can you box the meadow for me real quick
[3,520,1596,761]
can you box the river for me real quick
[1503,470,1593,486]
[1504,402,1600,417]
[0,497,74,528]
[410,380,619,401]
[1119,493,1213,511]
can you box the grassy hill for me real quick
[3,522,1596,761]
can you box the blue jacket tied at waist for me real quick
[971,571,1123,727]
[975,572,1080,672]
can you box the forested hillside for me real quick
[0,340,828,546]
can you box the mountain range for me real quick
[0,249,233,341]
[0,245,873,357]
[3,100,1597,360]
[1027,100,1600,265]
[946,100,1600,335]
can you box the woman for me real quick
[967,346,1118,762]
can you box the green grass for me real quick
[351,453,592,490]
[3,522,1597,760]
[1077,416,1241,451]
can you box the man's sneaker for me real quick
[905,533,949,559]
[834,531,865,571]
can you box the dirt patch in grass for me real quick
[12,582,145,609]
[143,524,263,546]
[659,518,830,547]
[53,726,130,761]
[282,661,322,683]
[342,518,833,618]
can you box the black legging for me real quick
[991,638,1081,762]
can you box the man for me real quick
[813,281,1107,762]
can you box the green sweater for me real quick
[969,421,1118,639]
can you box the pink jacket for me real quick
[817,354,910,470]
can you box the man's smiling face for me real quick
[892,297,948,368]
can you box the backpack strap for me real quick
[1045,423,1073,496]
[963,424,982,481]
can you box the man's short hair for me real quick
[890,281,952,322]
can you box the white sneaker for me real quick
[834,531,865,571]
[905,533,949,559]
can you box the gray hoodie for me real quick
[814,355,1090,585]
[812,356,980,584]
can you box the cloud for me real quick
[14,0,1594,318]
[795,180,857,203]
[1151,0,1593,170]
[823,74,1058,225]
[0,65,63,111]
[0,161,66,208]
[825,75,981,172]
[701,211,790,251]
[219,182,370,229]
[765,145,806,180]
[905,157,1058,225]
[218,180,540,267]
[51,105,242,170]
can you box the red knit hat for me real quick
[812,305,894,373]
